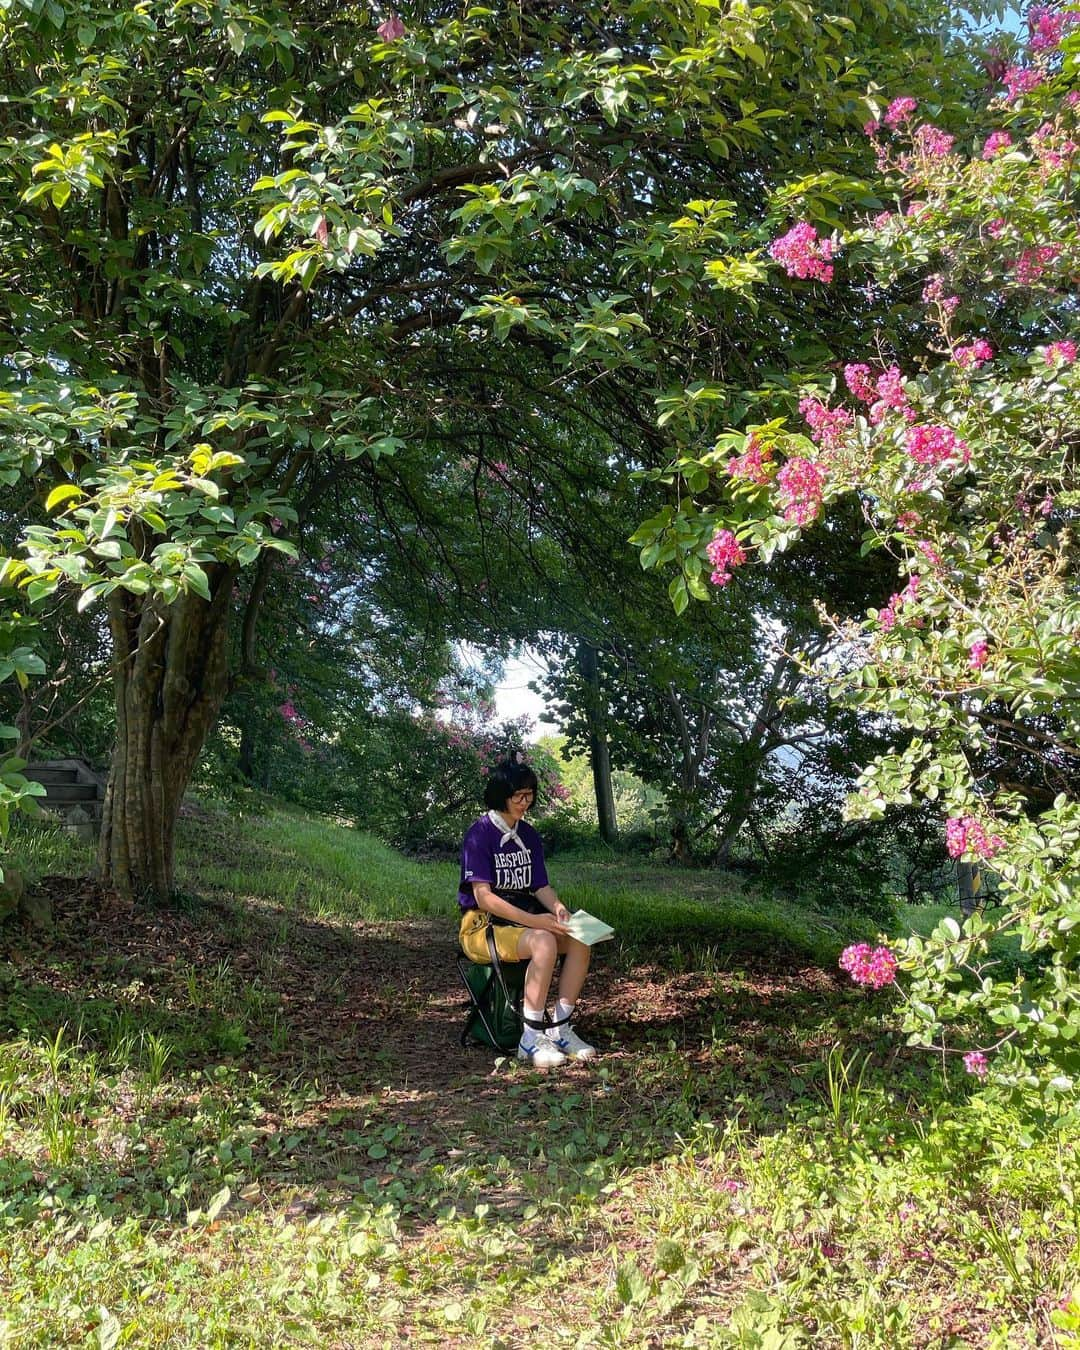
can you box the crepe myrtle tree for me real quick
[0,0,973,898]
[635,25,1080,1092]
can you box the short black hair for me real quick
[483,756,540,811]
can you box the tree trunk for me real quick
[714,769,761,865]
[98,570,235,901]
[577,640,618,844]
[957,861,981,917]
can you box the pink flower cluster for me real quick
[982,130,1013,159]
[963,1051,989,1079]
[845,363,912,424]
[844,363,875,401]
[377,13,406,40]
[776,457,826,526]
[1046,340,1078,365]
[885,96,918,128]
[727,437,773,485]
[945,816,1005,860]
[769,222,835,282]
[799,397,851,452]
[839,943,899,988]
[954,340,993,370]
[916,539,942,567]
[906,424,969,468]
[922,275,960,315]
[987,217,1007,238]
[1015,244,1061,285]
[1003,65,1043,101]
[969,639,988,670]
[706,528,747,587]
[1032,122,1079,172]
[878,573,920,632]
[1028,5,1079,51]
[914,124,955,157]
[279,699,301,725]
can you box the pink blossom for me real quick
[917,539,942,566]
[776,457,826,526]
[914,124,955,157]
[1032,121,1079,171]
[1014,244,1061,285]
[872,211,893,231]
[877,574,919,631]
[727,437,773,485]
[969,639,988,670]
[1028,5,1076,51]
[269,517,283,534]
[798,397,852,452]
[946,815,1005,860]
[1067,92,1080,109]
[869,365,911,424]
[377,13,406,40]
[863,119,882,137]
[987,217,1007,238]
[906,424,969,468]
[921,275,960,315]
[982,130,1013,158]
[906,200,928,219]
[896,510,921,532]
[954,340,993,370]
[279,699,300,725]
[706,528,747,587]
[1003,65,1043,101]
[1046,340,1077,365]
[963,1051,989,1078]
[769,222,835,283]
[884,96,918,128]
[844,363,876,401]
[839,943,899,988]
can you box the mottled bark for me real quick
[98,568,235,900]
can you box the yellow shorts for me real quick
[459,908,527,964]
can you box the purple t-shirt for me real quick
[457,814,549,912]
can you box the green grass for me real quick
[1,800,1078,1348]
[174,802,867,964]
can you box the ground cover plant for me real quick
[2,805,1078,1347]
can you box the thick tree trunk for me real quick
[577,640,618,844]
[98,570,235,900]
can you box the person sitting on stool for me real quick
[457,754,598,1067]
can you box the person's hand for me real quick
[553,902,571,927]
[542,910,570,935]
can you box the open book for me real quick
[565,909,615,946]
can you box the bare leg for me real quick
[516,928,559,1010]
[555,936,590,1006]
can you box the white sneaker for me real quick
[517,1032,567,1068]
[551,1026,598,1060]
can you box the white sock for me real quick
[554,999,575,1033]
[522,1005,546,1045]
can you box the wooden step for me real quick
[39,782,99,804]
[24,766,80,785]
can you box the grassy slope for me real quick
[1,804,1077,1349]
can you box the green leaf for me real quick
[45,484,84,512]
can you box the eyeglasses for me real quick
[509,791,535,805]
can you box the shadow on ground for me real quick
[0,873,896,1231]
